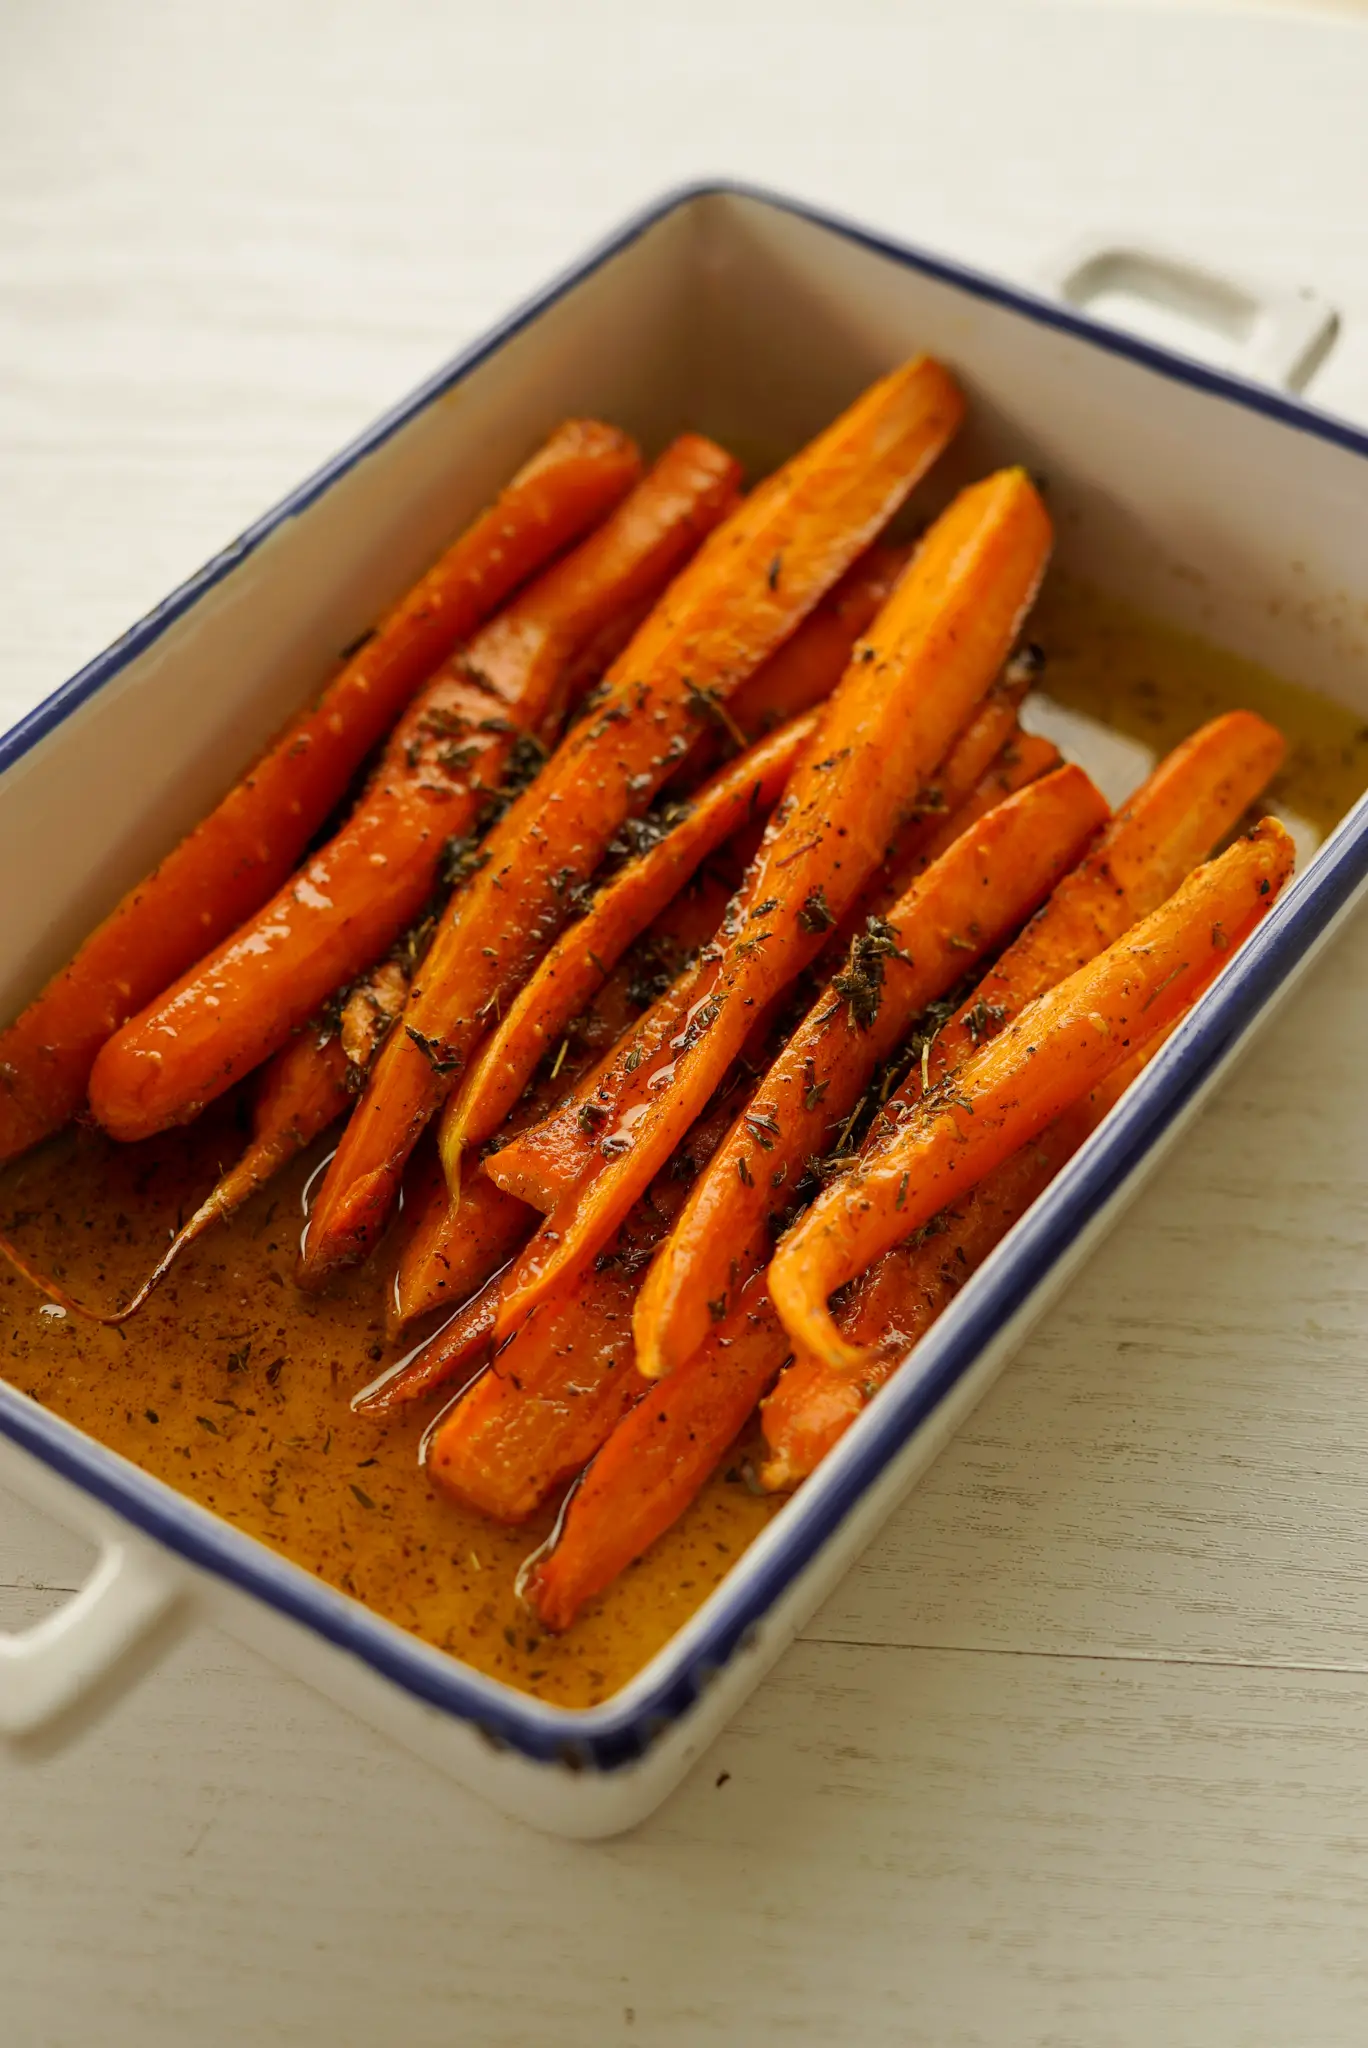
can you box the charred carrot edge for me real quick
[0,421,641,1163]
[524,1274,789,1632]
[633,761,1109,1380]
[298,356,965,1283]
[493,468,1053,1341]
[758,1027,1180,1489]
[768,818,1295,1372]
[484,686,1047,1218]
[441,710,819,1174]
[389,1164,533,1338]
[89,436,740,1143]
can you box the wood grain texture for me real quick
[6,1,1368,2043]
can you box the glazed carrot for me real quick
[298,356,966,1283]
[390,853,744,1329]
[89,437,740,1142]
[670,541,910,783]
[425,1261,645,1519]
[768,818,1295,1373]
[525,1272,786,1632]
[0,960,410,1324]
[633,762,1109,1379]
[352,1272,502,1418]
[424,1069,751,1514]
[759,1029,1179,1488]
[912,709,1288,1096]
[0,421,641,1163]
[441,710,820,1176]
[485,684,1050,1218]
[391,1163,533,1336]
[493,469,1053,1340]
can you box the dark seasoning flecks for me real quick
[2,576,1367,1706]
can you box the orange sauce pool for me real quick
[2,575,1367,1707]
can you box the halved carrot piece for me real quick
[89,436,739,1142]
[298,357,966,1283]
[634,761,1108,1379]
[493,468,1053,1341]
[758,1028,1179,1488]
[669,541,910,785]
[768,817,1295,1373]
[0,421,641,1163]
[389,1158,533,1338]
[440,710,819,1177]
[525,1272,786,1632]
[906,709,1288,1103]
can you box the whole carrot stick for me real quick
[758,1031,1179,1489]
[0,421,641,1163]
[441,710,819,1176]
[493,469,1053,1341]
[769,818,1295,1373]
[389,1162,533,1337]
[633,762,1108,1380]
[89,437,740,1142]
[298,357,966,1283]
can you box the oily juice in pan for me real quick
[2,576,1364,1708]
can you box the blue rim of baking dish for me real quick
[4,178,1368,1774]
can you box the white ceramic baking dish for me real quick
[2,183,1367,1839]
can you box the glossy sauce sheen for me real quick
[3,577,1367,1707]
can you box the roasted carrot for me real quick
[89,437,740,1142]
[492,469,1053,1340]
[440,710,819,1178]
[669,541,910,784]
[298,357,966,1283]
[424,1063,752,1515]
[484,686,1050,1219]
[0,959,410,1324]
[0,421,641,1163]
[389,850,746,1330]
[910,709,1288,1097]
[390,1159,533,1337]
[633,762,1109,1380]
[768,817,1295,1372]
[352,1272,503,1418]
[758,1030,1179,1488]
[425,1261,645,1519]
[524,1272,786,1633]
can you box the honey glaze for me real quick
[3,575,1368,1709]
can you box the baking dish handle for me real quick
[1035,236,1339,392]
[0,1516,180,1737]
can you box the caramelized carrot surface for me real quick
[494,468,1052,1341]
[0,420,641,1162]
[89,436,739,1142]
[298,357,965,1283]
[769,818,1295,1373]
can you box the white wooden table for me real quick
[5,4,1368,2041]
